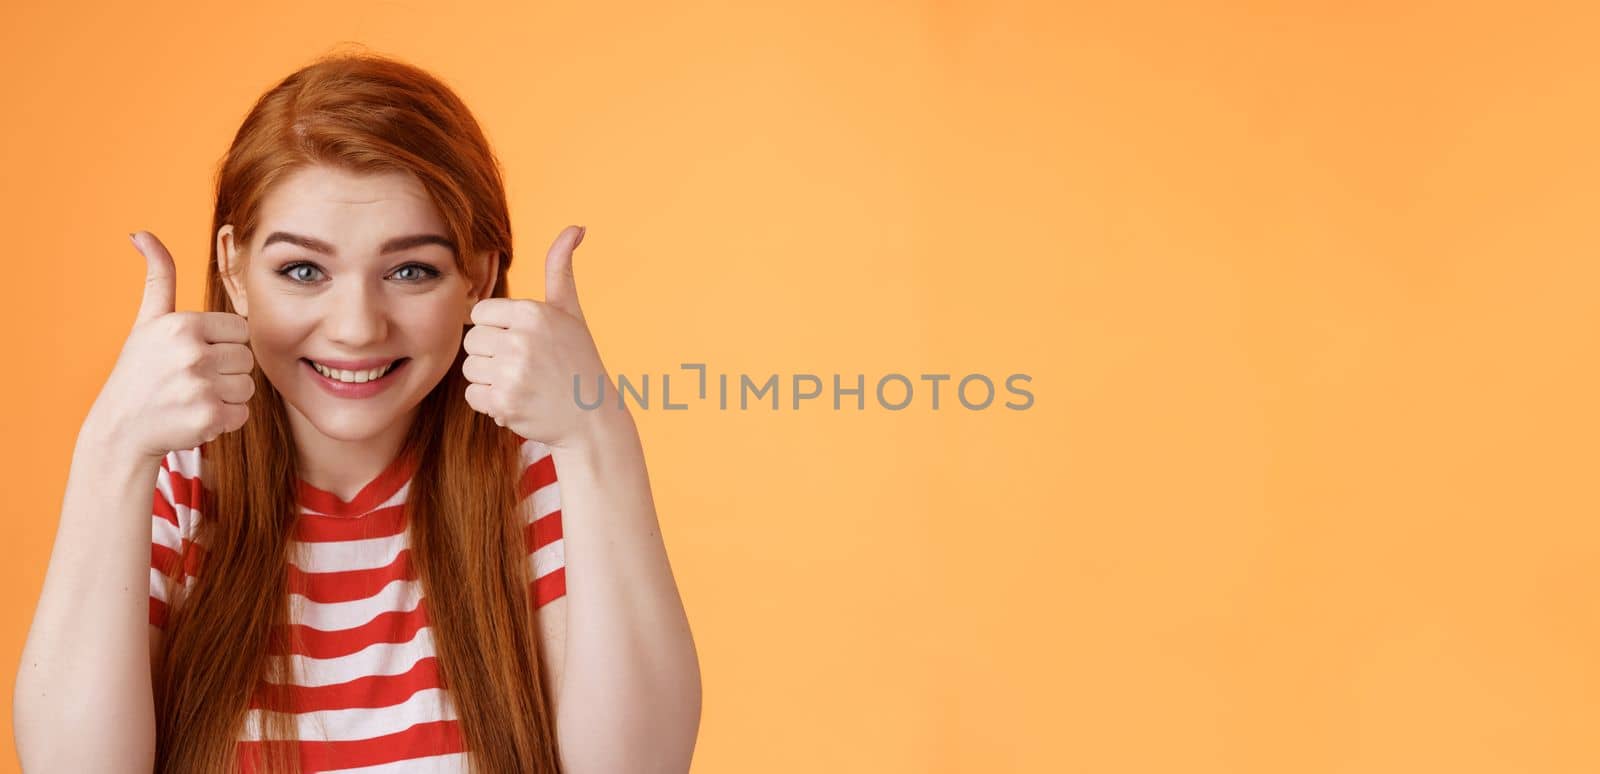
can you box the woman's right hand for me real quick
[85,231,256,461]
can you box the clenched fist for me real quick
[88,231,256,461]
[461,225,623,449]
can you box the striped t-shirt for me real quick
[148,437,567,773]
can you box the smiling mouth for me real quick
[301,357,410,382]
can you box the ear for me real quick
[217,224,248,317]
[471,249,502,301]
[463,249,502,324]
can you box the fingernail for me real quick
[128,232,138,247]
[575,226,587,247]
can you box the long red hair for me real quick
[150,48,562,773]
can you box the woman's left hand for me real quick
[462,225,619,449]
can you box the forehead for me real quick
[255,165,447,249]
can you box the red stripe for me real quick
[149,446,569,648]
[525,510,563,553]
[249,654,445,714]
[294,505,408,543]
[272,601,432,660]
[150,539,207,628]
[288,549,414,604]
[152,488,178,528]
[532,567,566,609]
[237,717,464,773]
[151,542,181,577]
[298,449,419,517]
[518,453,557,500]
[151,538,204,577]
[164,465,206,512]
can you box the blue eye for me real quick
[392,264,442,281]
[275,262,443,284]
[278,263,321,282]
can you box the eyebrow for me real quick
[259,231,458,257]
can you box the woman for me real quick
[14,51,701,773]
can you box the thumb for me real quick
[129,230,176,326]
[543,225,586,321]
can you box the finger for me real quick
[213,372,256,404]
[463,382,495,415]
[543,225,585,322]
[470,297,522,329]
[461,354,497,385]
[206,342,256,374]
[213,402,250,436]
[197,312,251,344]
[130,231,176,326]
[461,323,507,357]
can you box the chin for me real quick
[300,411,402,442]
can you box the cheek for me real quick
[241,314,298,355]
[405,304,469,353]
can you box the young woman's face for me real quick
[218,164,495,444]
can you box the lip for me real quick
[303,357,409,399]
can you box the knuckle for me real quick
[156,313,186,338]
[186,374,213,401]
[171,311,199,334]
[193,404,220,434]
[180,346,206,372]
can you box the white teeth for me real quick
[311,360,396,383]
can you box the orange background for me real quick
[2,1,1597,772]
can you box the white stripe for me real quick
[290,576,424,633]
[293,531,409,573]
[153,447,202,559]
[150,568,195,608]
[269,613,438,688]
[165,446,203,477]
[526,481,561,521]
[153,460,176,506]
[149,567,174,604]
[240,686,457,742]
[152,512,184,553]
[529,538,565,581]
[153,456,198,542]
[518,440,554,467]
[322,752,470,774]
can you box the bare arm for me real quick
[13,418,160,773]
[549,406,702,773]
[12,229,252,772]
[462,227,700,770]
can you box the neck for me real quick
[285,403,416,502]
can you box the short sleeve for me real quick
[518,439,566,609]
[149,447,204,630]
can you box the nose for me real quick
[324,277,388,348]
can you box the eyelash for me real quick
[275,261,443,284]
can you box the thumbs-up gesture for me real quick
[462,225,617,448]
[88,231,256,462]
